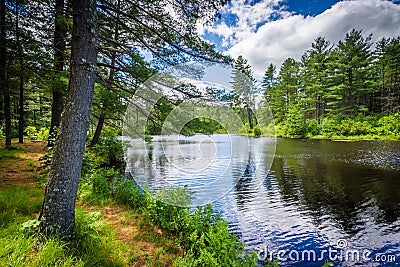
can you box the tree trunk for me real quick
[3,88,11,148]
[90,113,105,147]
[16,0,24,144]
[348,68,353,114]
[89,3,119,147]
[0,0,11,149]
[246,104,253,130]
[39,0,98,238]
[49,0,67,146]
[18,71,24,143]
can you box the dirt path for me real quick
[0,140,47,187]
[83,203,182,266]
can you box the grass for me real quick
[0,187,183,266]
[0,146,24,160]
[0,141,183,267]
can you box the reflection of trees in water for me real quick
[269,149,400,234]
[235,154,258,210]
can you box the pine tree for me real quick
[39,0,228,239]
[232,55,257,129]
[336,29,373,115]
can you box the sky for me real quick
[198,0,400,79]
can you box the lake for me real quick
[125,135,400,266]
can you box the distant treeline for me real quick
[260,29,400,139]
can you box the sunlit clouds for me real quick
[200,0,400,78]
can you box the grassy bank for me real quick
[0,140,260,267]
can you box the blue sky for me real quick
[197,0,400,78]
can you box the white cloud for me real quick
[198,0,291,48]
[223,0,400,78]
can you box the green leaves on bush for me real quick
[24,126,49,141]
[275,113,400,140]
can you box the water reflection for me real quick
[126,136,400,266]
[270,139,400,233]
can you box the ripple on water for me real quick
[127,136,400,266]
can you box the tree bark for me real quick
[0,0,11,149]
[90,113,105,147]
[16,0,24,144]
[39,0,98,238]
[49,0,67,146]
[246,104,253,130]
[90,1,120,147]
[18,71,24,143]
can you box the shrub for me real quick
[93,138,125,171]
[144,134,152,142]
[253,126,261,137]
[306,119,320,136]
[0,127,5,140]
[37,128,49,141]
[25,126,38,140]
[90,168,120,198]
[282,105,306,138]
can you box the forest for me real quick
[262,30,400,139]
[0,0,399,266]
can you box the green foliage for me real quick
[90,168,120,198]
[280,105,306,138]
[0,127,5,140]
[0,234,84,267]
[82,138,125,175]
[306,119,320,136]
[0,184,146,267]
[265,30,400,137]
[37,128,50,141]
[19,219,40,236]
[25,126,38,140]
[23,126,49,141]
[144,134,153,142]
[0,204,125,267]
[253,126,262,137]
[295,113,400,140]
[143,194,259,267]
[374,113,400,138]
[70,209,126,267]
[181,118,223,135]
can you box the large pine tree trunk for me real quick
[49,0,67,145]
[39,0,98,238]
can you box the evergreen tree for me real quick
[304,36,332,121]
[232,55,257,129]
[336,29,373,115]
[39,0,228,239]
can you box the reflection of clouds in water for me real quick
[166,135,217,173]
[125,135,276,207]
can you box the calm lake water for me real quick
[125,135,400,266]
